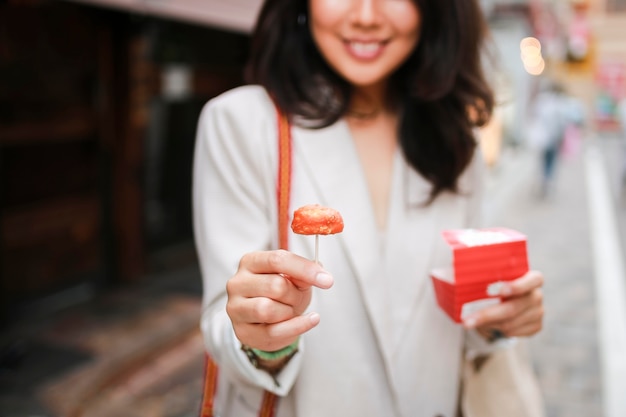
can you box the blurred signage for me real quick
[529,0,565,61]
[529,0,555,40]
[567,9,590,62]
[594,61,625,130]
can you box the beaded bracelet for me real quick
[241,338,300,387]
[249,337,299,361]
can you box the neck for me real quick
[349,82,390,119]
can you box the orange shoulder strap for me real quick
[276,107,292,251]
[200,106,290,417]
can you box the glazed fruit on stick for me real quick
[291,204,344,264]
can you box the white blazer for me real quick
[193,86,495,417]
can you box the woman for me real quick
[192,1,544,416]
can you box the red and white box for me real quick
[430,228,529,323]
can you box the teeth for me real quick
[350,42,380,54]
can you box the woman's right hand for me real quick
[226,249,334,351]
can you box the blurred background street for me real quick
[1,0,626,416]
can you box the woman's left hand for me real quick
[463,270,545,340]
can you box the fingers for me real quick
[234,312,321,351]
[464,270,544,329]
[240,250,334,289]
[503,321,544,338]
[495,270,544,298]
[227,249,332,348]
[227,273,312,328]
[498,299,544,336]
[231,272,309,308]
[229,296,297,324]
[474,301,544,339]
[464,287,544,332]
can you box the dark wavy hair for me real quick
[246,0,494,201]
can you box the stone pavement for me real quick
[0,139,612,417]
[0,261,206,417]
[486,140,603,417]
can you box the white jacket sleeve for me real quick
[192,87,303,395]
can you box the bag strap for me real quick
[276,107,292,251]
[200,357,219,417]
[199,105,291,417]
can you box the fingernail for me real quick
[486,282,503,296]
[315,272,333,288]
[308,312,320,325]
[464,317,477,328]
[487,281,512,297]
[500,285,512,296]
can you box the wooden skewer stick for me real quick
[315,234,319,264]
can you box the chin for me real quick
[342,73,387,89]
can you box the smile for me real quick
[345,41,387,61]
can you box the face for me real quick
[309,0,421,91]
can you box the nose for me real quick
[351,0,381,27]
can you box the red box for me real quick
[431,228,529,323]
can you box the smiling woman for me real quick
[193,0,545,416]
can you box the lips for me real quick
[345,40,387,60]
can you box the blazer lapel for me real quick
[292,120,392,354]
[384,157,472,357]
[384,158,441,356]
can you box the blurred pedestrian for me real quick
[529,80,584,198]
[192,1,545,416]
